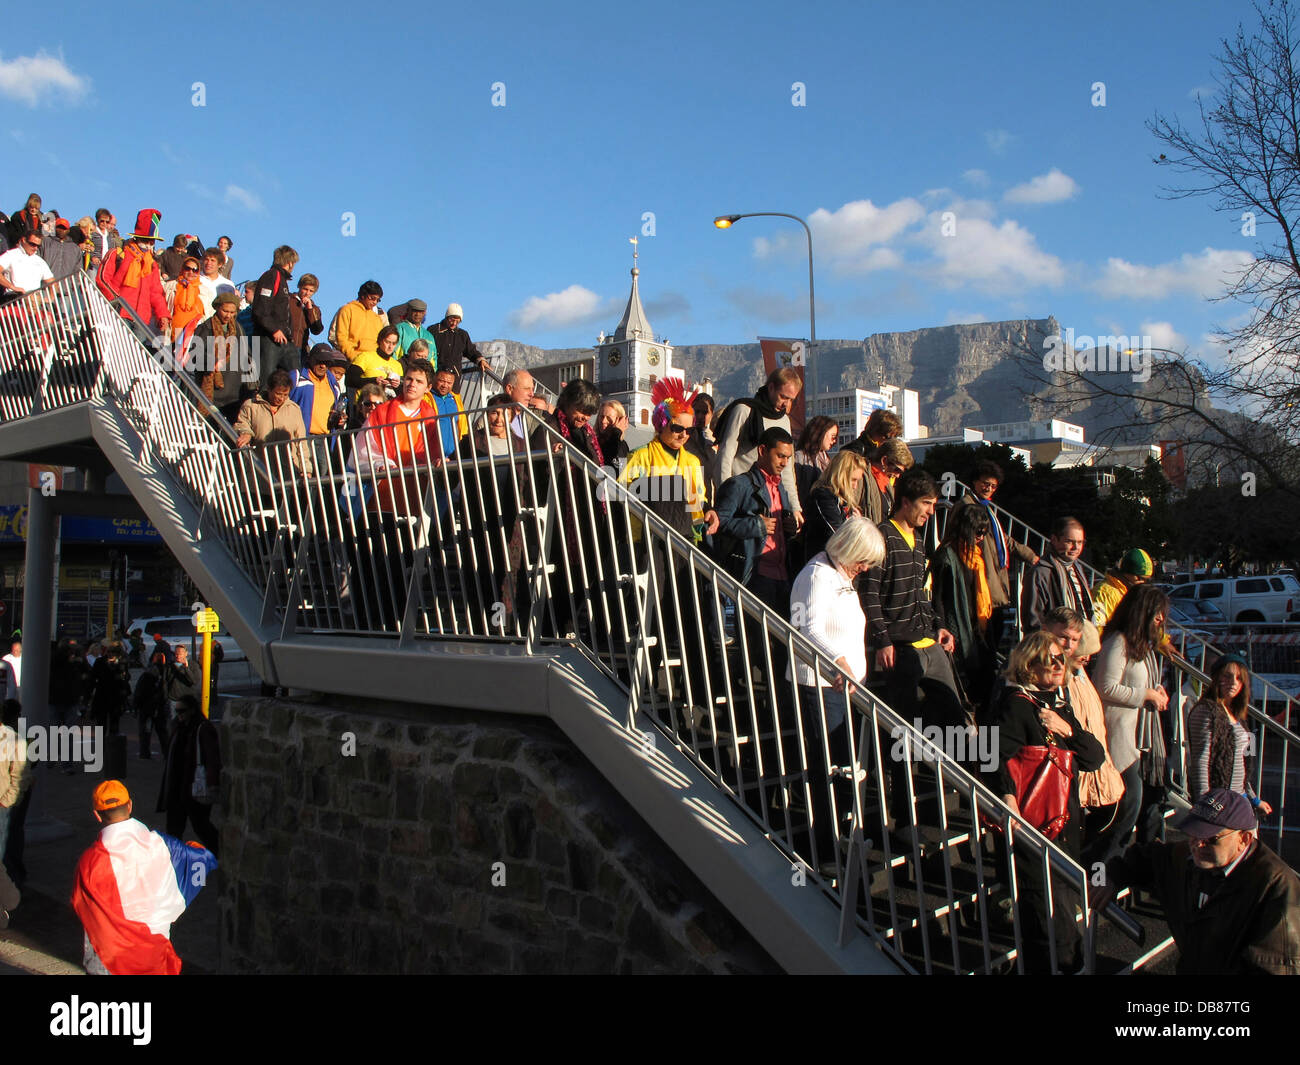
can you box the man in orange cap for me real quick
[70,780,187,975]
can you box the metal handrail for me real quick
[0,277,1118,974]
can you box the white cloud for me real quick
[0,51,89,106]
[223,184,264,213]
[944,310,988,325]
[1004,168,1080,205]
[918,213,1065,293]
[508,285,612,331]
[962,169,989,187]
[1188,83,1217,100]
[984,129,1014,154]
[754,198,925,273]
[1092,247,1254,299]
[1138,320,1188,353]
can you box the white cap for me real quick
[445,303,464,319]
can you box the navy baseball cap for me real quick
[1176,788,1256,837]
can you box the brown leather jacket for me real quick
[1110,838,1300,975]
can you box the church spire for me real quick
[612,236,654,342]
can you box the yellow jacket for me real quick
[351,350,404,383]
[334,300,385,361]
[620,439,709,541]
[1092,573,1129,628]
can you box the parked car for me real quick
[125,614,247,662]
[1167,596,1228,630]
[1169,574,1300,624]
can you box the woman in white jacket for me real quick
[789,516,886,869]
[1092,584,1170,859]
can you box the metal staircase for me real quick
[0,274,1177,973]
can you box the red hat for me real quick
[130,208,163,242]
[55,217,70,229]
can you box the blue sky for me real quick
[2,0,1260,368]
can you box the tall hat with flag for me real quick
[129,208,163,242]
[650,376,699,432]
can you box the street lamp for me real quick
[713,212,818,407]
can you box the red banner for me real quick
[1159,440,1186,489]
[757,337,808,432]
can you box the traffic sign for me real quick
[194,607,221,634]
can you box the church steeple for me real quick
[612,237,654,342]
[594,236,676,428]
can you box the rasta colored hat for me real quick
[93,779,130,812]
[1120,548,1154,577]
[650,377,699,433]
[130,208,163,242]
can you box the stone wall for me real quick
[218,696,780,974]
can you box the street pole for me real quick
[714,212,817,414]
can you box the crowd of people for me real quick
[4,194,1297,975]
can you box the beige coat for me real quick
[1067,669,1125,809]
[233,394,313,475]
[0,724,31,808]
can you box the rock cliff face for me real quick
[486,317,1222,444]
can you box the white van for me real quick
[1169,574,1300,624]
[125,614,247,662]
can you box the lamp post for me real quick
[714,212,818,410]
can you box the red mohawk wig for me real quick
[650,377,699,432]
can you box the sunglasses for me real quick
[183,266,199,273]
[1192,830,1237,846]
[360,400,379,409]
[1040,653,1066,667]
[23,239,40,249]
[666,424,691,436]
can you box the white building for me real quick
[812,384,920,442]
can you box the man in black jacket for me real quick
[158,695,221,857]
[862,467,963,831]
[165,644,199,710]
[251,245,300,387]
[1102,788,1300,974]
[432,302,490,393]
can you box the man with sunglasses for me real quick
[0,231,54,298]
[39,219,84,281]
[1101,788,1300,974]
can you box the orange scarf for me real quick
[961,541,993,632]
[173,277,200,319]
[122,247,156,288]
[871,465,892,494]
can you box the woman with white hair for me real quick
[789,515,886,867]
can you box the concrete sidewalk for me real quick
[0,677,261,976]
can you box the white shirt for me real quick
[789,551,868,694]
[2,653,20,702]
[0,247,53,293]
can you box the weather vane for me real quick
[629,235,638,269]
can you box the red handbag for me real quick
[1006,737,1075,840]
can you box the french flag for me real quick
[70,820,188,976]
